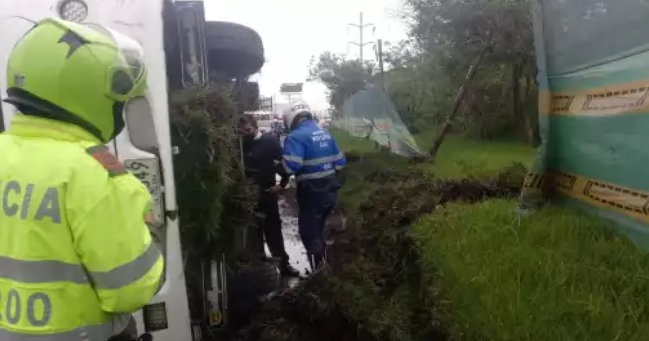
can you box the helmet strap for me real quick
[5,87,104,140]
[109,102,126,141]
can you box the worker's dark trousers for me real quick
[296,189,336,270]
[255,192,290,265]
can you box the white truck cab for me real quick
[0,0,213,340]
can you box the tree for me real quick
[393,0,540,144]
[308,52,375,110]
[309,0,649,146]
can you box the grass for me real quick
[332,128,649,340]
[420,136,536,179]
[330,129,408,212]
[331,128,536,179]
[332,128,535,212]
[414,200,649,340]
[330,129,376,154]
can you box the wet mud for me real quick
[234,162,527,341]
[276,193,310,276]
[234,180,365,341]
[268,168,348,277]
[275,187,348,276]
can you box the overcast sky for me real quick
[204,0,408,109]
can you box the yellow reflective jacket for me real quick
[0,115,164,340]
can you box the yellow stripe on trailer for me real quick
[523,170,649,225]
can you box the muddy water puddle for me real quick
[277,194,310,275]
[266,174,347,283]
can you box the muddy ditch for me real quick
[230,162,528,341]
[167,86,527,340]
[276,185,347,277]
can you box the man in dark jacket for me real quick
[239,114,300,277]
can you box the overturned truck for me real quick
[0,0,273,340]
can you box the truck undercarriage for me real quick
[162,1,279,339]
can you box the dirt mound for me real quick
[343,151,363,164]
[436,163,526,204]
[237,163,527,340]
[236,273,376,341]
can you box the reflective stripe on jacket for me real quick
[282,120,346,182]
[0,115,164,340]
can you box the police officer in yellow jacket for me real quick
[0,18,164,340]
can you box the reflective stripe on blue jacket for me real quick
[282,120,346,182]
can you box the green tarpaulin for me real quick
[520,0,649,248]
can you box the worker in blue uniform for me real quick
[282,101,346,271]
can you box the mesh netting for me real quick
[334,85,425,157]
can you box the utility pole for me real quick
[348,12,375,62]
[376,39,385,73]
[375,39,385,88]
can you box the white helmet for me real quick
[284,100,313,131]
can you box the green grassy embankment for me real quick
[416,200,649,340]
[332,128,649,340]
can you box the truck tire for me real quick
[205,21,264,77]
[227,261,280,327]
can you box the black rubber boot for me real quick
[279,262,300,277]
[307,253,325,273]
[313,253,325,270]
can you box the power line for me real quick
[348,12,375,62]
